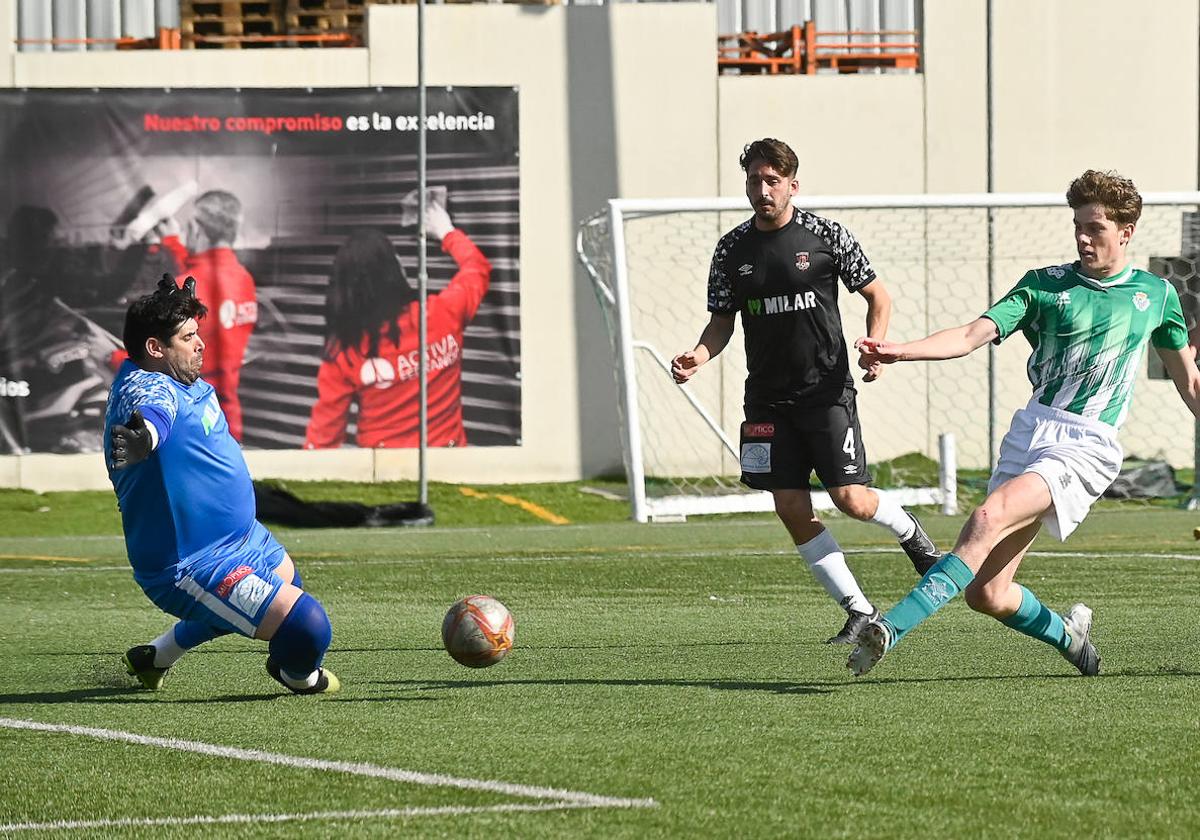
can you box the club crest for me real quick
[1132,291,1150,312]
[795,252,810,271]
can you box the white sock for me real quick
[869,491,915,541]
[281,668,320,689]
[796,528,873,614]
[149,626,186,669]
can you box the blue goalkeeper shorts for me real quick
[141,520,289,638]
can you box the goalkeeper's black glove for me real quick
[110,409,153,470]
[156,273,197,298]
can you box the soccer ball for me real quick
[441,595,515,668]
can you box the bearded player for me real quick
[672,138,941,645]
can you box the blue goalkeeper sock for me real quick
[882,552,975,644]
[999,585,1070,651]
[174,620,231,650]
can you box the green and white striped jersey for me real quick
[984,262,1188,428]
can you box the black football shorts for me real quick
[739,398,872,491]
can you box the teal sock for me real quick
[882,552,975,644]
[998,585,1070,652]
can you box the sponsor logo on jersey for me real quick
[359,357,396,388]
[740,442,771,473]
[745,291,819,316]
[358,336,462,388]
[229,573,274,618]
[1132,291,1150,312]
[1056,291,1071,308]
[795,252,810,271]
[218,299,258,330]
[0,377,31,398]
[216,565,255,598]
[743,422,775,438]
[201,394,221,435]
[738,264,754,276]
[1046,265,1068,279]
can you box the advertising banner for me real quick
[0,87,520,454]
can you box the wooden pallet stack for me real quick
[284,0,407,44]
[180,1,286,49]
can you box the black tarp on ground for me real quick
[253,482,433,528]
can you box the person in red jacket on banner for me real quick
[162,190,257,441]
[304,203,491,449]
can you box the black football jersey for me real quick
[707,207,876,405]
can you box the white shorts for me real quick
[987,401,1123,541]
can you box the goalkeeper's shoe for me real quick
[123,644,169,691]
[846,619,894,677]
[1060,603,1101,676]
[266,658,341,695]
[899,512,941,576]
[825,608,879,645]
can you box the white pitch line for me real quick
[0,718,656,810]
[0,802,603,834]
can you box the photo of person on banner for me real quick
[304,199,491,449]
[161,189,258,442]
[0,87,521,453]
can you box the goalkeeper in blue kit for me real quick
[849,169,1200,677]
[106,276,338,694]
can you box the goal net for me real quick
[577,193,1200,523]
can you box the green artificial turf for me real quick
[1,506,1197,838]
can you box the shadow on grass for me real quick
[367,665,1200,697]
[2,667,1193,708]
[0,687,293,705]
[372,677,833,696]
[23,640,796,657]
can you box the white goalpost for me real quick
[578,192,1200,523]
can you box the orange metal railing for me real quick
[15,28,183,50]
[718,21,920,75]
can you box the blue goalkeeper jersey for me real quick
[104,360,256,587]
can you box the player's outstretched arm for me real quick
[856,317,998,365]
[110,409,154,470]
[1157,346,1200,419]
[672,313,735,384]
[857,280,892,382]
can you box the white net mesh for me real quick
[579,197,1200,517]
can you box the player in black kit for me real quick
[671,138,941,644]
